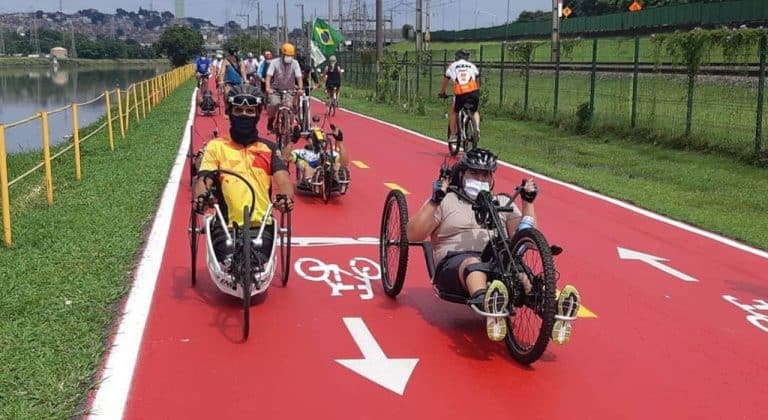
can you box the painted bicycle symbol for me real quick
[294,257,381,300]
[723,295,768,333]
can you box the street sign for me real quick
[629,1,643,12]
[562,6,572,18]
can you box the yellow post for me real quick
[105,90,115,151]
[116,88,125,139]
[152,78,157,105]
[140,81,147,119]
[71,103,82,180]
[0,124,12,247]
[124,85,131,131]
[133,84,140,122]
[40,112,54,205]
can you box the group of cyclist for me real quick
[194,47,579,345]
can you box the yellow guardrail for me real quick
[0,63,195,247]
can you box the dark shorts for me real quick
[454,91,480,113]
[433,251,482,297]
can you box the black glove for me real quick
[330,124,343,142]
[194,191,212,214]
[520,180,538,203]
[437,92,447,99]
[430,179,446,204]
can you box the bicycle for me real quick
[295,123,350,203]
[296,92,311,134]
[378,181,577,365]
[326,86,339,117]
[189,169,292,340]
[439,94,479,156]
[273,89,299,152]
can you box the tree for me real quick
[516,10,551,22]
[156,25,204,67]
[222,34,274,55]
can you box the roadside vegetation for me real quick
[335,84,768,250]
[0,81,194,419]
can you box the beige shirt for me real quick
[430,192,520,264]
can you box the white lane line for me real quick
[322,98,768,260]
[87,90,197,419]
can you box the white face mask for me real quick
[282,56,294,64]
[463,178,490,200]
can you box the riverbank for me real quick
[0,80,194,419]
[0,56,170,68]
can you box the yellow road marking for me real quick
[384,183,410,194]
[352,160,369,168]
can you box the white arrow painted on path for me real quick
[335,317,418,396]
[617,247,698,282]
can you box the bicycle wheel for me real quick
[464,113,479,151]
[279,211,292,286]
[379,190,409,297]
[279,109,292,151]
[241,207,253,341]
[504,227,557,365]
[188,205,199,287]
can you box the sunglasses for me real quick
[229,94,262,106]
[231,106,259,117]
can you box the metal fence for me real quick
[432,0,768,41]
[339,36,768,160]
[0,64,194,247]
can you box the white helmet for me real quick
[329,55,337,62]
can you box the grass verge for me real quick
[0,80,194,419]
[336,85,768,250]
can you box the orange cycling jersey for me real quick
[446,59,480,95]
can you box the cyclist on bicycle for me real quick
[256,50,273,93]
[194,84,295,263]
[195,53,212,86]
[244,52,260,86]
[265,43,303,133]
[284,115,349,193]
[322,55,343,104]
[405,148,541,342]
[218,47,247,99]
[438,50,480,145]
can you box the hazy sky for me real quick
[0,0,550,31]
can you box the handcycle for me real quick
[439,94,479,156]
[326,86,339,117]
[188,169,292,340]
[294,123,351,203]
[272,89,300,152]
[378,181,578,364]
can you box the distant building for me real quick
[50,46,68,58]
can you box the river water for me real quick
[0,63,170,154]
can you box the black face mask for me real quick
[229,116,258,145]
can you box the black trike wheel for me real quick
[504,227,557,365]
[240,207,253,341]
[188,205,199,287]
[279,211,292,286]
[379,189,409,298]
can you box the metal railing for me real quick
[0,64,195,247]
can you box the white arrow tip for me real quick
[336,358,419,395]
[617,247,667,262]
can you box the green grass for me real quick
[342,57,765,161]
[336,84,768,250]
[388,37,756,63]
[0,80,194,418]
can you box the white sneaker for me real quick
[484,280,509,341]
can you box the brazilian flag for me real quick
[311,18,343,56]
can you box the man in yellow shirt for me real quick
[194,84,294,261]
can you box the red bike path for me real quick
[90,90,767,419]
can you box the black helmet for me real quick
[457,148,497,172]
[455,49,470,60]
[227,84,263,115]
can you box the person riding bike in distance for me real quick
[194,84,295,263]
[406,148,558,342]
[195,53,212,86]
[438,50,481,145]
[244,52,260,86]
[322,55,343,104]
[284,115,349,193]
[218,47,247,103]
[265,43,303,133]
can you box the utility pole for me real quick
[237,13,250,33]
[339,0,343,31]
[376,0,383,61]
[425,0,430,49]
[297,2,306,52]
[0,27,5,56]
[505,0,510,41]
[415,0,423,52]
[328,0,333,24]
[257,2,262,47]
[362,2,367,48]
[551,0,560,62]
[70,21,77,58]
[276,2,280,45]
[282,0,288,44]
